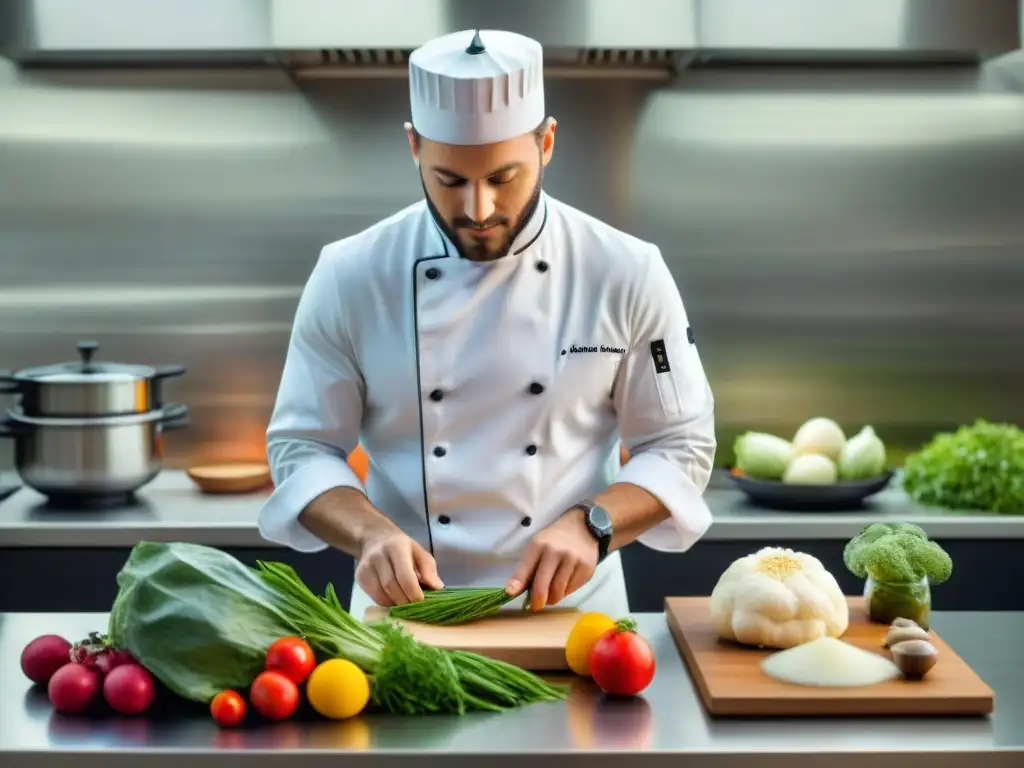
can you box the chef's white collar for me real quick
[431,191,549,261]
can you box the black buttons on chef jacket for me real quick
[438,515,451,525]
[433,446,447,457]
[521,517,533,527]
[425,266,441,280]
[528,381,545,395]
[525,444,538,455]
[429,388,444,402]
[535,261,548,273]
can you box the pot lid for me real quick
[6,403,172,426]
[13,341,155,384]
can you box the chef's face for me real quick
[407,120,556,262]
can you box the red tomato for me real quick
[588,618,656,697]
[249,671,299,721]
[265,637,316,684]
[210,689,247,728]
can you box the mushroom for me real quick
[890,639,938,679]
[890,617,920,629]
[883,624,930,648]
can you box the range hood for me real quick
[0,0,698,79]
[694,0,1022,65]
[1,0,1020,79]
[274,0,697,80]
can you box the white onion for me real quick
[761,637,901,687]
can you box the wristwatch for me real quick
[574,499,613,563]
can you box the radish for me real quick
[21,634,73,685]
[103,663,155,716]
[48,662,101,715]
[94,648,135,676]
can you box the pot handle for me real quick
[153,364,187,380]
[0,372,18,395]
[159,403,191,430]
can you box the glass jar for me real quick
[863,575,931,629]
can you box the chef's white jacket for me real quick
[258,192,716,617]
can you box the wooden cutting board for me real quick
[363,606,580,670]
[666,596,995,717]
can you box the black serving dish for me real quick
[729,470,895,512]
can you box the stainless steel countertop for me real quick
[1,470,1022,549]
[1,611,1021,768]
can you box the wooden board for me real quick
[666,596,995,717]
[363,606,580,671]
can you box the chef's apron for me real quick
[347,549,630,620]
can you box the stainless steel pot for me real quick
[0,403,190,505]
[0,340,186,418]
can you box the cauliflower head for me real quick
[709,547,850,649]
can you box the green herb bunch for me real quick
[388,586,518,625]
[258,563,564,714]
[901,419,1024,514]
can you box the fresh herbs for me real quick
[108,541,567,714]
[388,586,518,626]
[257,563,565,713]
[901,419,1024,514]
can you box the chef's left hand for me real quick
[505,507,598,611]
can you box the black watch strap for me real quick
[575,498,613,563]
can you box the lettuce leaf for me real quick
[901,420,1024,515]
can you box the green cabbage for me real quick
[733,432,794,480]
[838,426,887,480]
[108,541,298,703]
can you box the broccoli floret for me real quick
[843,522,952,585]
[851,538,917,583]
[902,536,953,585]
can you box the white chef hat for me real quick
[408,29,545,146]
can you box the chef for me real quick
[258,29,716,620]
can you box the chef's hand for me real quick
[505,508,598,611]
[356,529,444,607]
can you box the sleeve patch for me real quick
[650,339,671,374]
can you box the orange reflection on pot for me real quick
[135,378,150,412]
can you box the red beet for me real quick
[48,662,101,715]
[21,634,73,685]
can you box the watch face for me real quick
[588,505,613,535]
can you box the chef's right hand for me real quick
[356,529,444,607]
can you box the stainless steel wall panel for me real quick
[1,58,1021,471]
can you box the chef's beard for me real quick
[421,171,543,263]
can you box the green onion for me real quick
[388,586,519,625]
[255,562,567,715]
